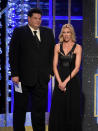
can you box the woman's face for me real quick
[62,27,72,42]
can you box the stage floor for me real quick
[0,126,48,131]
[0,112,49,127]
[0,112,49,130]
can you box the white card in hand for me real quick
[14,82,22,93]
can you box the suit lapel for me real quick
[25,25,33,36]
[25,25,39,48]
[25,25,46,48]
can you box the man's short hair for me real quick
[28,8,42,17]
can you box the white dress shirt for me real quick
[28,25,41,41]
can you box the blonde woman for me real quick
[48,24,82,131]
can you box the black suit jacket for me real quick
[9,25,55,86]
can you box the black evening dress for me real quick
[48,43,82,131]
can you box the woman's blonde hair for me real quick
[59,24,76,43]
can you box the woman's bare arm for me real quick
[53,44,62,84]
[63,44,82,85]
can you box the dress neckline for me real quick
[62,43,76,56]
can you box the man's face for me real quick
[28,13,42,29]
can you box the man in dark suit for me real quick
[9,8,55,131]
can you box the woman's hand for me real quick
[58,81,67,92]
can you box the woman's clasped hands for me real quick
[58,81,67,92]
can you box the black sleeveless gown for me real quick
[48,43,82,131]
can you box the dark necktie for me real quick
[33,31,40,47]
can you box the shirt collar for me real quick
[28,25,39,33]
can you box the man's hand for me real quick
[12,76,19,84]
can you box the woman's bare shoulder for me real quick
[75,44,82,53]
[55,43,61,51]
